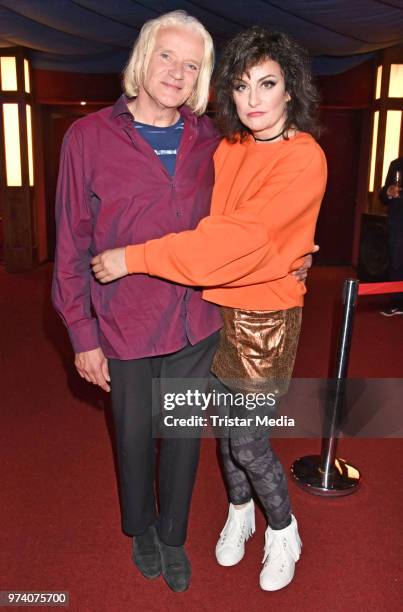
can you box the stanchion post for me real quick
[291,279,361,496]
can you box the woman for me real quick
[92,27,327,591]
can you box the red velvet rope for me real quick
[358,281,403,296]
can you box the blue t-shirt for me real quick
[134,117,184,176]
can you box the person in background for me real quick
[52,11,312,593]
[92,26,327,592]
[379,157,403,316]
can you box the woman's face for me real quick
[232,58,290,139]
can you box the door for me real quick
[316,109,363,264]
[42,104,105,259]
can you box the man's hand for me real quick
[292,244,319,283]
[386,185,401,199]
[91,248,128,283]
[75,347,111,392]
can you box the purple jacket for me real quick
[52,95,222,359]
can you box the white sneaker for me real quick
[215,499,255,566]
[259,515,302,591]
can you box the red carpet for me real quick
[0,264,402,611]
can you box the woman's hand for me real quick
[91,247,128,283]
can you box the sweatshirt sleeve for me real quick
[125,142,327,288]
[51,123,100,353]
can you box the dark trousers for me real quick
[388,216,403,308]
[108,331,219,546]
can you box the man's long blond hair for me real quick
[122,10,214,115]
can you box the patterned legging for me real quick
[219,433,292,530]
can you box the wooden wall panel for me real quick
[32,69,121,104]
[316,109,364,264]
[317,59,374,109]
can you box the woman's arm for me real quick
[92,142,326,287]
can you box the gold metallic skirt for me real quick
[211,306,302,396]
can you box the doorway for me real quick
[41,104,105,259]
[316,108,364,264]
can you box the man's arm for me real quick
[52,123,110,392]
[379,159,400,205]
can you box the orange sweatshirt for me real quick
[125,132,327,310]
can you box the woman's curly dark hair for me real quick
[214,26,320,142]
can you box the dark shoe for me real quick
[159,542,191,592]
[380,307,403,317]
[132,525,161,579]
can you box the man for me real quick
[53,11,221,593]
[52,10,310,592]
[379,157,403,316]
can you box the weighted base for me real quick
[291,454,360,497]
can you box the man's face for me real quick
[139,26,204,111]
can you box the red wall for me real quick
[316,108,364,264]
[32,69,121,104]
[317,59,374,108]
[315,59,374,264]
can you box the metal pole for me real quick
[291,279,361,496]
